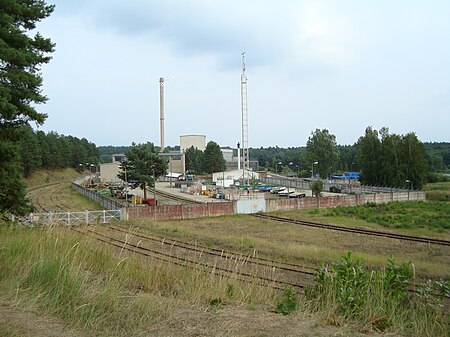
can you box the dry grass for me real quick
[0,224,282,336]
[24,168,83,188]
[127,214,450,280]
[27,181,101,212]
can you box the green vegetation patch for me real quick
[424,182,450,202]
[325,201,450,230]
[306,253,449,336]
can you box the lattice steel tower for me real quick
[159,77,165,153]
[241,52,249,182]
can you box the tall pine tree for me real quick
[0,0,54,215]
[203,141,225,174]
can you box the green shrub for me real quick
[306,253,449,335]
[427,173,449,183]
[275,286,297,315]
[325,201,450,230]
[426,190,450,202]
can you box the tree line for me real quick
[99,135,449,190]
[1,1,56,215]
[250,137,447,179]
[185,141,226,174]
[17,125,99,177]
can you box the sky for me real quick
[36,0,450,148]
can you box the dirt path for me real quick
[0,300,402,337]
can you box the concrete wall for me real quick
[221,149,233,162]
[180,135,206,152]
[123,191,426,221]
[100,163,121,183]
[265,192,425,212]
[124,202,234,221]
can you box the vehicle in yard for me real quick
[288,192,306,198]
[278,189,295,196]
[270,186,286,194]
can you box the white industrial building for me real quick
[100,162,121,183]
[221,149,234,162]
[180,135,206,152]
[212,169,260,187]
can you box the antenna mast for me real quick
[159,77,165,153]
[241,52,249,183]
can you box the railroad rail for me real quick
[252,214,450,247]
[72,224,316,292]
[28,181,76,213]
[148,188,204,205]
[106,223,316,276]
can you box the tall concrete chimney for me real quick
[159,77,165,153]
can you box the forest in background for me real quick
[98,142,450,174]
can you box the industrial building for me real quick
[212,169,260,188]
[180,135,206,152]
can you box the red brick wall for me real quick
[124,192,425,221]
[125,202,235,221]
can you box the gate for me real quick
[236,197,266,214]
[21,210,122,226]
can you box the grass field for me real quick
[424,181,450,201]
[324,201,450,230]
[24,168,84,188]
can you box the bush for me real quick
[275,286,297,315]
[427,172,449,183]
[311,180,324,197]
[325,201,450,230]
[306,253,449,335]
[426,190,450,202]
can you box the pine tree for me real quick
[356,127,381,185]
[203,141,226,174]
[117,143,167,200]
[306,129,339,179]
[17,124,42,177]
[0,0,54,215]
[185,146,204,174]
[0,140,33,216]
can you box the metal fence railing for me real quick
[261,176,413,194]
[71,182,124,210]
[20,209,122,226]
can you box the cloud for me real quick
[52,0,353,74]
[38,1,450,147]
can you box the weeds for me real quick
[325,201,450,230]
[275,286,297,315]
[0,225,277,336]
[306,252,449,336]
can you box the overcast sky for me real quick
[36,0,450,148]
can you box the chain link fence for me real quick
[261,176,413,194]
[71,182,124,209]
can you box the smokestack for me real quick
[159,77,165,153]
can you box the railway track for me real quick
[28,181,74,213]
[148,188,204,205]
[73,224,316,292]
[107,223,317,275]
[252,213,450,247]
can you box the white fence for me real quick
[21,210,122,226]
